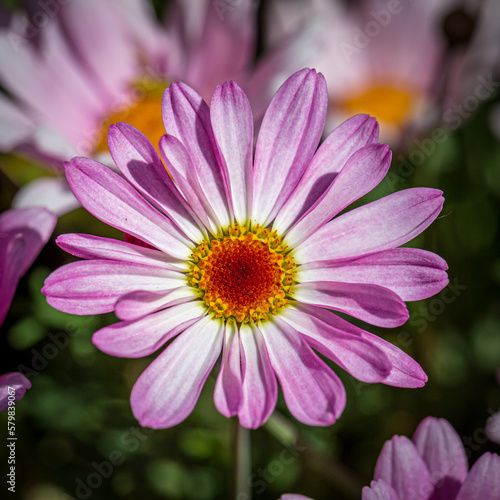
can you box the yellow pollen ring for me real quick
[187,224,297,324]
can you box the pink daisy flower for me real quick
[43,69,448,429]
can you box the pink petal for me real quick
[455,453,500,500]
[92,302,206,358]
[274,114,379,233]
[130,316,224,428]
[374,436,434,500]
[295,281,409,328]
[286,144,391,246]
[0,372,31,411]
[0,207,56,325]
[362,480,400,500]
[214,323,277,428]
[0,233,25,325]
[294,305,427,388]
[114,287,196,321]
[243,30,314,123]
[366,338,427,388]
[214,322,242,418]
[210,81,253,224]
[297,248,449,301]
[56,234,185,271]
[252,69,327,226]
[64,157,192,259]
[108,123,205,242]
[238,324,277,429]
[260,318,346,426]
[42,260,185,315]
[162,82,230,228]
[0,208,53,324]
[0,207,57,276]
[294,188,444,263]
[280,307,392,383]
[159,134,217,233]
[413,417,468,500]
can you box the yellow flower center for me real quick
[341,85,415,126]
[187,224,297,324]
[94,79,169,155]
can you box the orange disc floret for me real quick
[187,224,297,323]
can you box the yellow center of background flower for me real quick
[94,79,168,155]
[188,224,297,324]
[342,85,414,126]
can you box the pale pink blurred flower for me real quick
[266,0,500,147]
[0,0,260,214]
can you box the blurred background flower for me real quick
[265,0,500,150]
[0,0,268,215]
[0,1,499,499]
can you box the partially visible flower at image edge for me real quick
[0,207,55,411]
[0,373,31,412]
[42,68,448,429]
[281,416,500,500]
[0,206,57,325]
[363,416,500,500]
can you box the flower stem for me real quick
[232,418,251,499]
[265,412,363,499]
